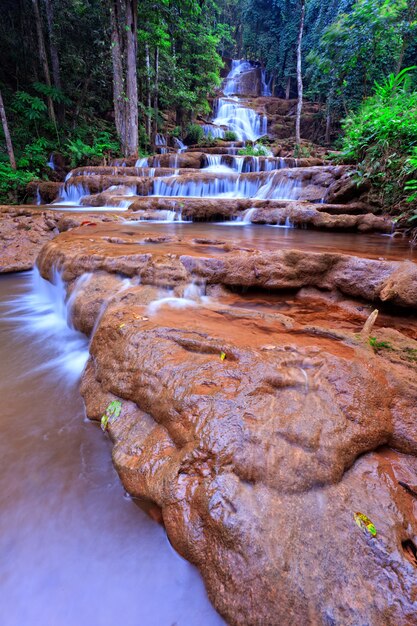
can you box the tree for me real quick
[31,0,56,126]
[110,0,138,156]
[42,0,64,124]
[0,90,16,169]
[295,0,306,146]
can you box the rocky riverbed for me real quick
[24,220,417,625]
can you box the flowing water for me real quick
[0,271,224,626]
[5,55,416,626]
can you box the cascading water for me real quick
[152,171,300,200]
[224,60,254,96]
[40,57,312,217]
[212,98,266,142]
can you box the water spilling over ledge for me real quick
[2,52,417,626]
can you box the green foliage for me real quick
[185,123,204,145]
[224,130,238,141]
[369,336,392,351]
[294,143,312,158]
[405,148,417,206]
[340,67,417,209]
[65,132,119,167]
[0,162,35,203]
[238,144,270,156]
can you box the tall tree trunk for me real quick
[145,44,152,142]
[295,0,305,147]
[125,0,138,156]
[31,0,56,126]
[110,0,138,157]
[0,91,16,170]
[43,0,64,124]
[285,76,291,100]
[110,0,126,151]
[153,46,160,145]
[325,80,335,145]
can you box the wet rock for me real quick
[149,152,205,169]
[33,221,417,624]
[27,181,62,204]
[75,284,417,626]
[0,207,60,272]
[325,171,372,204]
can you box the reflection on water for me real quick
[118,221,416,262]
[0,272,223,626]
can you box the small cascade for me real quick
[255,174,300,201]
[47,154,56,171]
[54,182,89,205]
[261,69,272,97]
[202,125,225,139]
[147,281,208,314]
[36,186,42,206]
[5,268,89,381]
[223,60,254,96]
[155,134,168,154]
[212,97,266,142]
[241,208,257,224]
[174,138,187,153]
[135,157,149,167]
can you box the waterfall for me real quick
[223,60,253,96]
[47,154,56,171]
[152,172,301,200]
[212,97,266,142]
[135,157,149,167]
[202,124,225,139]
[5,268,89,380]
[261,69,272,97]
[155,134,168,154]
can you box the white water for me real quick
[224,60,253,96]
[3,268,89,382]
[212,97,266,142]
[147,281,208,314]
[152,171,300,200]
[41,59,311,213]
[0,272,224,626]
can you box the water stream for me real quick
[0,271,223,626]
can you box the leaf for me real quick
[354,512,377,537]
[101,400,122,432]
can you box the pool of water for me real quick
[0,272,223,626]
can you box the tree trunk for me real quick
[285,76,291,100]
[325,81,335,145]
[110,0,138,157]
[43,0,64,124]
[125,0,138,156]
[110,0,126,151]
[31,0,56,126]
[153,46,160,145]
[145,44,152,142]
[0,91,16,170]
[295,0,305,147]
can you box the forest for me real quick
[0,0,417,221]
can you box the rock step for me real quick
[72,194,390,233]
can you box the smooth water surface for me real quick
[0,272,223,626]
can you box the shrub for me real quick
[64,131,119,167]
[185,123,204,145]
[224,130,237,141]
[238,144,270,157]
[0,162,36,203]
[340,67,417,210]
